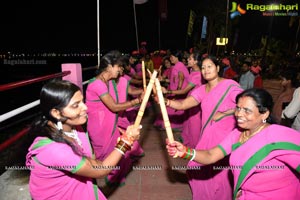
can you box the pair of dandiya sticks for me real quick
[134,64,175,145]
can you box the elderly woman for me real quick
[26,79,141,199]
[167,88,300,200]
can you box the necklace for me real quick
[64,130,82,147]
[54,124,83,147]
[239,124,266,144]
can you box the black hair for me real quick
[119,54,131,74]
[280,69,299,88]
[95,50,122,75]
[29,79,84,155]
[236,88,275,124]
[190,50,202,67]
[170,50,183,61]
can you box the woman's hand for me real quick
[161,86,168,94]
[166,138,186,158]
[212,109,235,121]
[119,125,142,142]
[138,91,145,103]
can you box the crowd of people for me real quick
[25,44,300,199]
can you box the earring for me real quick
[262,119,266,123]
[57,121,63,130]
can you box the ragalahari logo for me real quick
[230,2,246,19]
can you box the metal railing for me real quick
[0,65,97,152]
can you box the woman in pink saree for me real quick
[26,80,141,200]
[165,55,243,199]
[85,51,142,186]
[161,51,204,148]
[167,88,300,200]
[156,50,190,130]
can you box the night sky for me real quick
[0,0,299,53]
[0,0,190,53]
[1,1,97,52]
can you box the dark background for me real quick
[1,0,297,53]
[0,0,191,53]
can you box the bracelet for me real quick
[190,149,196,161]
[115,138,132,155]
[167,90,172,94]
[114,147,125,155]
[180,147,195,161]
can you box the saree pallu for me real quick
[187,79,242,200]
[219,125,300,200]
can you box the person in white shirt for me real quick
[282,86,300,131]
[239,61,255,90]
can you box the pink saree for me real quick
[105,78,144,186]
[155,62,190,130]
[86,78,119,161]
[181,70,203,148]
[187,79,243,200]
[26,131,107,200]
[219,125,300,199]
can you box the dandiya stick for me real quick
[154,78,174,143]
[147,69,157,96]
[142,61,147,91]
[134,70,158,127]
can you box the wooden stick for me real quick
[155,78,174,143]
[142,61,147,91]
[134,70,158,127]
[147,69,157,96]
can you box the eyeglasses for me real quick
[235,106,253,115]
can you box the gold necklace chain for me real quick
[240,124,266,144]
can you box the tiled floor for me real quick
[97,106,192,200]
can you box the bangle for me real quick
[115,138,132,155]
[167,90,172,94]
[114,147,125,155]
[180,147,195,161]
[190,149,196,161]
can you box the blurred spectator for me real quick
[239,61,255,90]
[222,57,238,80]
